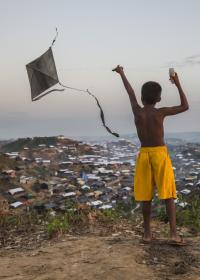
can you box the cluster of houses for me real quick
[167,143,200,207]
[0,137,200,213]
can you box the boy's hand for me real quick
[170,72,181,87]
[112,65,124,74]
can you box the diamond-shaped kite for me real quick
[26,47,64,101]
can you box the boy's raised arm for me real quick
[159,72,189,116]
[113,65,141,113]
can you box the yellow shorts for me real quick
[134,146,177,201]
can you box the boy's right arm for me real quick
[159,73,189,116]
[112,65,141,114]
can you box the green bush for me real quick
[115,197,137,217]
[154,193,200,230]
[155,205,168,223]
[101,208,119,220]
[47,214,69,238]
[176,193,200,230]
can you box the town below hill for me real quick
[0,135,199,214]
[0,135,136,213]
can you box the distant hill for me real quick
[165,132,200,143]
[1,132,199,153]
[76,132,200,144]
[0,140,13,149]
[0,136,78,153]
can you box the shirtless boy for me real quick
[113,65,189,244]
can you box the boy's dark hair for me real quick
[141,81,162,104]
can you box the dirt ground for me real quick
[1,233,200,280]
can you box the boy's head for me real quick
[141,81,162,105]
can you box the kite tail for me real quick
[86,90,119,138]
[58,82,119,138]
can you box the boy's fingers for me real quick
[112,66,120,71]
[112,65,123,72]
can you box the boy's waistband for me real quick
[139,145,167,153]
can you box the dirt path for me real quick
[1,234,200,280]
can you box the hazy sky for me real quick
[1,0,200,139]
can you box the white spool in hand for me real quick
[169,68,175,83]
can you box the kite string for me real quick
[58,81,87,93]
[51,28,58,47]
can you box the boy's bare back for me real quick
[113,65,189,147]
[134,106,165,147]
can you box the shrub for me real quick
[47,214,69,238]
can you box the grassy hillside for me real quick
[0,154,17,170]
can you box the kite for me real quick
[26,29,119,137]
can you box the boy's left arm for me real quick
[113,65,141,114]
[159,72,189,116]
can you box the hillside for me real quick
[0,154,18,170]
[0,136,79,153]
[0,136,200,279]
[0,137,56,152]
[1,221,200,280]
[1,195,200,280]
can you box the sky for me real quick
[0,0,200,139]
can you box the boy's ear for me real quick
[157,94,161,102]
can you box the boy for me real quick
[113,65,189,245]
